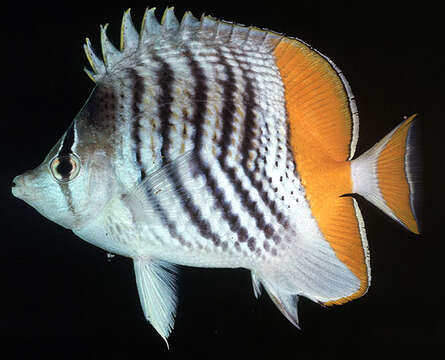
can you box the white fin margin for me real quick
[351,197,371,288]
[134,258,178,346]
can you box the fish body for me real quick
[12,8,421,343]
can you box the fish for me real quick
[11,7,421,344]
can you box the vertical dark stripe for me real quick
[215,49,285,240]
[236,54,290,234]
[59,183,76,216]
[153,50,222,247]
[183,47,250,248]
[216,52,237,164]
[57,123,77,215]
[128,68,146,179]
[58,123,75,156]
[127,67,187,245]
[154,55,175,166]
[215,51,270,238]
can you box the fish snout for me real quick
[11,174,27,199]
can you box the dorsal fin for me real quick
[100,24,121,68]
[179,11,200,34]
[83,38,105,82]
[140,7,162,43]
[83,8,283,83]
[84,7,202,82]
[120,9,139,52]
[161,7,179,33]
[197,15,282,51]
[274,37,359,161]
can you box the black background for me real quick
[2,0,441,358]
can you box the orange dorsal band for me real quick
[274,38,356,161]
[274,38,369,303]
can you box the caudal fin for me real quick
[351,115,422,233]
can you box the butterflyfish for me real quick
[11,7,422,344]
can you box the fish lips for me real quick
[11,174,26,200]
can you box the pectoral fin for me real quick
[133,258,178,345]
[123,151,202,225]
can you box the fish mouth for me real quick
[11,174,25,199]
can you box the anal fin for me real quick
[261,278,300,329]
[133,258,178,346]
[251,272,262,299]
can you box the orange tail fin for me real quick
[351,115,422,233]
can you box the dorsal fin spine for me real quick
[245,27,267,49]
[215,20,234,43]
[199,15,217,40]
[161,7,179,33]
[261,31,284,52]
[82,8,284,83]
[230,23,249,46]
[83,67,97,83]
[180,11,200,31]
[83,37,105,75]
[100,24,121,68]
[140,7,161,44]
[120,8,139,52]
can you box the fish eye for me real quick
[50,154,81,182]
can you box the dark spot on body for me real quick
[248,237,256,251]
[238,227,248,242]
[272,235,281,244]
[264,224,274,239]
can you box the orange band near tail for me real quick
[274,38,370,304]
[377,115,420,234]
